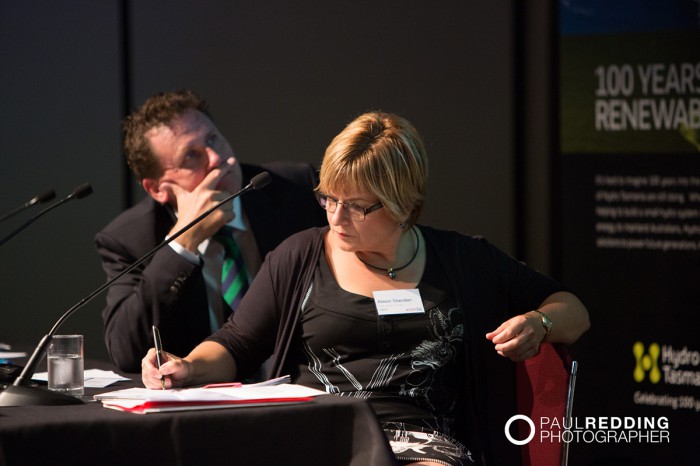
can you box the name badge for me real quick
[372,289,425,316]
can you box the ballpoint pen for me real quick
[152,325,166,390]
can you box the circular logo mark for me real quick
[505,414,536,445]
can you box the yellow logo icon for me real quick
[633,342,661,383]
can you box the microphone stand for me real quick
[0,173,271,406]
[0,184,92,247]
[0,189,56,223]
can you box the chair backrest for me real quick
[515,343,573,466]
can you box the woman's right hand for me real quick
[141,347,190,389]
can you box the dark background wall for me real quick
[0,1,553,364]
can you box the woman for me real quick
[142,112,590,465]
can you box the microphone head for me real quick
[250,172,272,190]
[35,189,56,204]
[72,183,93,199]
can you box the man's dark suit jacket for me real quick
[95,162,327,372]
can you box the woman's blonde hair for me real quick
[317,112,428,227]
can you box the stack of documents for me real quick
[0,343,26,362]
[33,369,131,388]
[94,379,326,414]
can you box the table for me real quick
[0,357,397,466]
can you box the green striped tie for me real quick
[214,226,249,314]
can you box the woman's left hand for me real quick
[485,312,545,362]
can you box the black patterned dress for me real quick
[295,244,475,466]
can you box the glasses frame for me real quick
[317,192,383,222]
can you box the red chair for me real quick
[516,343,577,466]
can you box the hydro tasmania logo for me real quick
[633,342,661,383]
[633,341,700,386]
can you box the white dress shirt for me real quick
[168,196,261,331]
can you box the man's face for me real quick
[145,109,240,204]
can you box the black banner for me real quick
[558,1,700,464]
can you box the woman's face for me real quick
[324,186,401,254]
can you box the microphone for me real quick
[0,189,56,223]
[0,172,272,406]
[249,171,272,190]
[0,183,93,247]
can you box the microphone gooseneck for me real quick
[0,188,56,223]
[0,183,93,247]
[0,173,272,407]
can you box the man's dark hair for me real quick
[123,90,210,180]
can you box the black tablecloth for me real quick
[0,352,397,466]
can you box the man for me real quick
[95,90,326,372]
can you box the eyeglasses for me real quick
[317,192,383,222]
